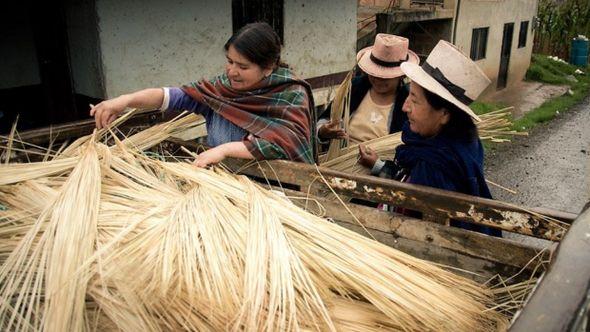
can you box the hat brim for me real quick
[400,62,481,122]
[356,47,420,79]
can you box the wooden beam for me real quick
[6,109,164,146]
[283,188,546,273]
[209,157,568,241]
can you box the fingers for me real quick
[192,153,211,168]
[359,144,375,157]
[327,119,342,129]
[193,159,207,168]
[91,105,117,130]
[106,114,118,128]
[359,144,367,156]
[94,109,103,129]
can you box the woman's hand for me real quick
[89,88,165,129]
[90,95,131,129]
[192,142,254,168]
[192,146,227,168]
[359,144,378,168]
[318,119,347,140]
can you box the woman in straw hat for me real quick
[318,34,418,159]
[361,40,500,236]
[91,22,316,167]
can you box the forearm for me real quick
[219,142,255,160]
[118,88,164,110]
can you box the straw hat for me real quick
[400,40,491,122]
[357,34,419,79]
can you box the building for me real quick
[0,0,357,132]
[453,0,537,93]
[358,0,537,97]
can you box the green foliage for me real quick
[535,0,590,58]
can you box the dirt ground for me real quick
[484,94,590,216]
[482,81,570,118]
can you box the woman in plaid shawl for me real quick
[91,23,316,166]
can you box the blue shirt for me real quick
[162,87,248,147]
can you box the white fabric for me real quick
[347,92,392,145]
[160,87,170,111]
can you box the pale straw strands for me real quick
[321,107,526,175]
[0,121,507,331]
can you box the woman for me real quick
[91,22,316,166]
[318,34,418,153]
[360,40,500,236]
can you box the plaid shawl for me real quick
[182,67,317,164]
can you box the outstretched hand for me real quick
[90,96,130,129]
[359,144,378,168]
[318,119,347,140]
[192,146,227,168]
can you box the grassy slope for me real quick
[514,54,590,130]
[471,54,590,132]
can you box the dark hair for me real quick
[422,88,478,140]
[224,22,287,69]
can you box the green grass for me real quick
[516,54,590,131]
[471,101,506,115]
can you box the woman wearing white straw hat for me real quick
[361,40,501,236]
[318,34,419,150]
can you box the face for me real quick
[368,75,400,95]
[225,45,273,90]
[402,82,450,137]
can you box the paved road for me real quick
[484,95,590,216]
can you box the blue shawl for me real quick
[395,123,501,236]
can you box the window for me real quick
[470,27,489,61]
[518,21,529,48]
[232,0,284,43]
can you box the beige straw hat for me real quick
[400,40,491,122]
[357,34,419,79]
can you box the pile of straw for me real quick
[0,115,507,331]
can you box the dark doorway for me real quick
[0,2,78,133]
[32,2,78,125]
[231,0,284,43]
[497,22,514,90]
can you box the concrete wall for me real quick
[0,7,41,89]
[95,0,357,98]
[96,0,232,98]
[66,0,104,98]
[454,0,538,96]
[283,0,357,78]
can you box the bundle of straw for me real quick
[321,107,526,174]
[0,117,507,331]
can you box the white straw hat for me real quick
[400,40,491,121]
[357,34,419,79]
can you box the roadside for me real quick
[482,81,569,119]
[484,95,590,215]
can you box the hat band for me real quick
[422,62,474,105]
[370,53,408,68]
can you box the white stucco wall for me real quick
[283,0,357,78]
[66,0,104,98]
[0,8,41,89]
[96,0,232,98]
[454,0,537,96]
[95,0,357,98]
